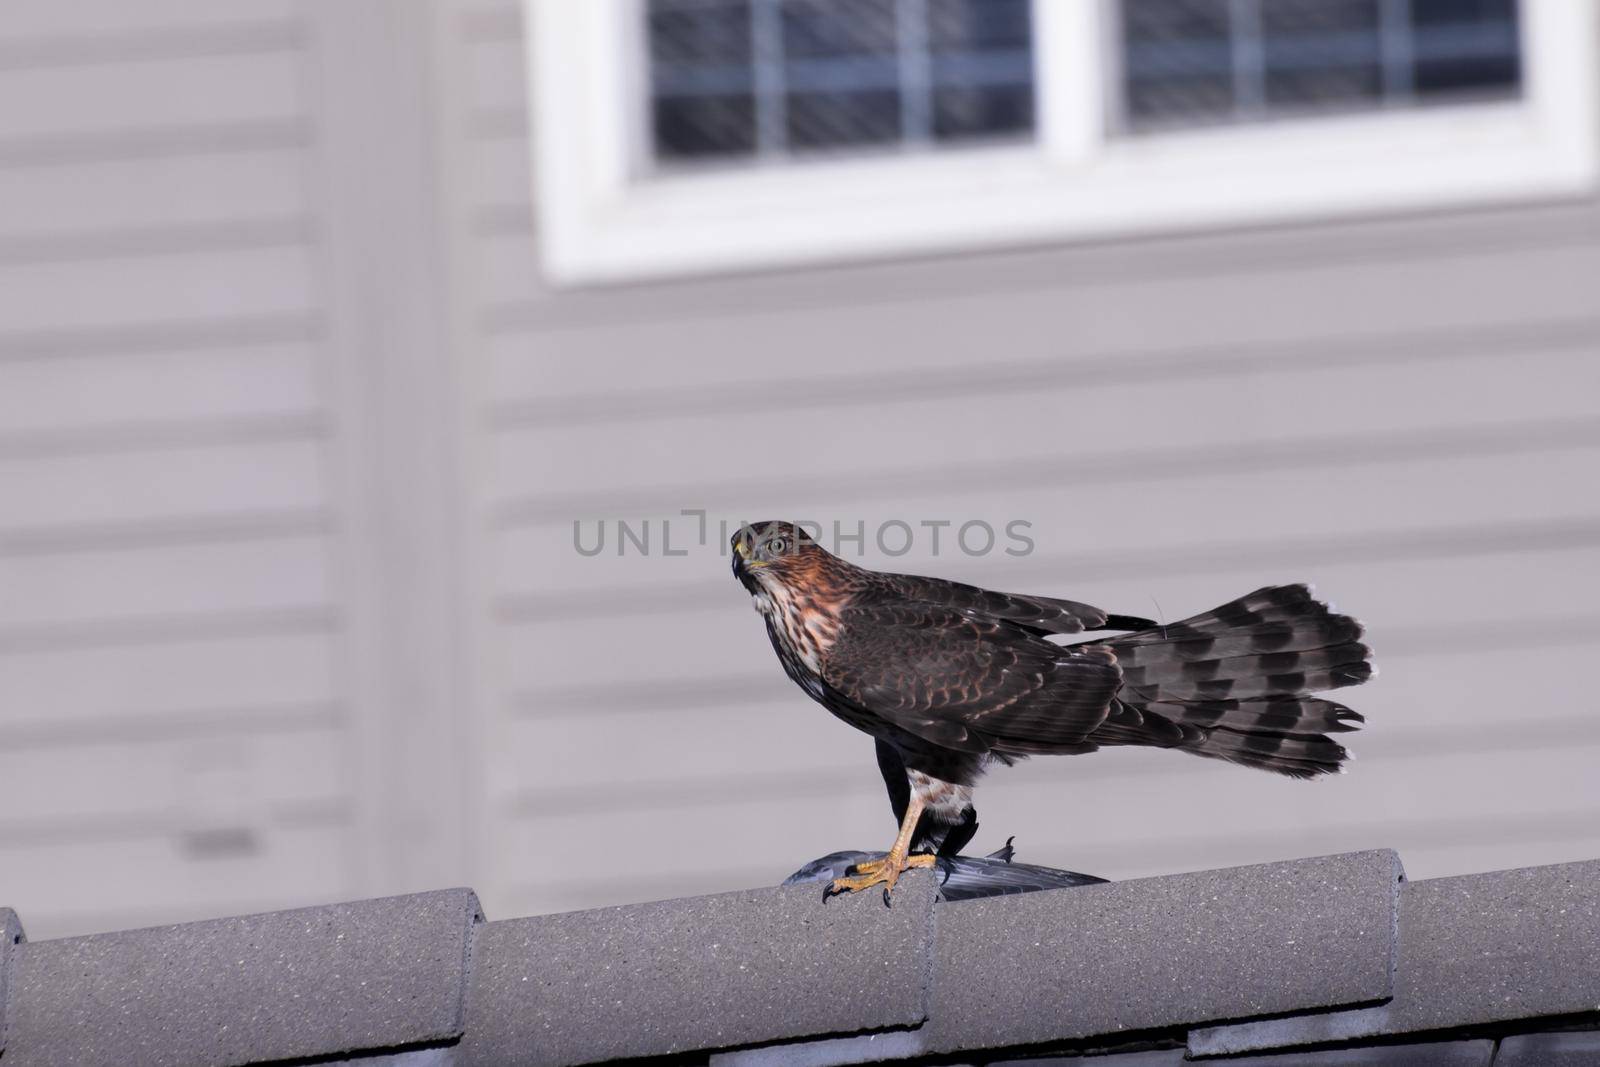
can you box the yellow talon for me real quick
[826,787,945,902]
[826,852,936,900]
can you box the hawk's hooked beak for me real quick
[732,533,766,593]
[733,535,766,569]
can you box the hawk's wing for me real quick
[879,573,1155,635]
[822,601,1123,756]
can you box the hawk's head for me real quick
[730,520,825,595]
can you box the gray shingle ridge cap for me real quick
[0,906,25,1055]
[1188,855,1600,1058]
[457,871,941,1066]
[921,848,1404,1056]
[1,887,483,1067]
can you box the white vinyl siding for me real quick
[0,0,348,939]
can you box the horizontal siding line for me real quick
[488,316,1600,430]
[0,216,313,266]
[0,411,327,460]
[0,604,338,656]
[504,807,1600,905]
[0,20,304,71]
[504,614,1600,717]
[0,510,332,558]
[496,515,1600,626]
[0,118,310,169]
[0,311,322,362]
[505,726,1600,818]
[5,702,341,752]
[493,415,1600,528]
[475,205,1600,336]
[0,796,352,850]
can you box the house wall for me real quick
[3,0,1598,936]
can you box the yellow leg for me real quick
[826,792,937,902]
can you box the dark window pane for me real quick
[1411,0,1517,26]
[928,0,1034,142]
[933,84,1033,140]
[1122,0,1234,125]
[1123,0,1231,42]
[780,0,896,58]
[786,90,901,149]
[1265,63,1382,107]
[649,0,751,66]
[654,95,757,158]
[1262,0,1381,109]
[780,0,900,153]
[649,0,755,159]
[1411,0,1521,97]
[928,0,1031,53]
[1261,0,1379,37]
[1413,49,1519,95]
[1127,76,1236,123]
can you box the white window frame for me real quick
[528,0,1598,285]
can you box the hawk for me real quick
[731,521,1372,899]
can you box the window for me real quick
[647,0,1036,163]
[528,1,1597,283]
[1120,0,1522,131]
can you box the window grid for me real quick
[647,0,1036,164]
[1378,0,1416,101]
[1118,0,1523,133]
[1230,0,1267,115]
[750,0,785,155]
[648,1,1522,166]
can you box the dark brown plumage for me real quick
[730,521,1373,897]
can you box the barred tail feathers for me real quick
[1098,585,1373,778]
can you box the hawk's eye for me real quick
[769,538,787,555]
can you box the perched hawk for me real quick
[731,521,1372,899]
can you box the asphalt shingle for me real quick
[457,871,939,1067]
[1189,859,1600,1056]
[0,907,25,1055]
[924,850,1402,1054]
[0,888,482,1067]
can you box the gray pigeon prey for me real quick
[785,838,1106,902]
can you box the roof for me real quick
[2,851,1597,1066]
